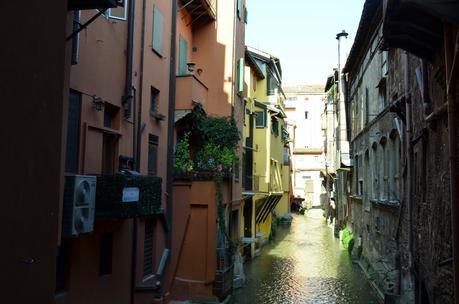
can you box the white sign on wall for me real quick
[122,187,140,203]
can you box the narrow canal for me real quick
[232,211,380,304]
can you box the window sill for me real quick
[150,111,165,121]
[371,199,400,209]
[152,48,163,58]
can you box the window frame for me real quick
[150,86,160,114]
[255,110,267,128]
[102,0,129,21]
[152,5,164,56]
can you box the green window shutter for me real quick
[237,0,242,18]
[179,36,188,75]
[152,7,164,55]
[237,58,244,94]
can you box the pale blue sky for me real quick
[246,0,365,85]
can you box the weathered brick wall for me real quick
[389,49,453,303]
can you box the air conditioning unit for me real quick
[62,175,96,237]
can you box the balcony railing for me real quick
[96,175,162,219]
[68,0,120,10]
[175,75,208,111]
[182,0,217,26]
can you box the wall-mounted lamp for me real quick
[186,62,196,74]
[92,96,105,111]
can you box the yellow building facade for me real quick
[240,47,291,259]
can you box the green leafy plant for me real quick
[173,132,193,175]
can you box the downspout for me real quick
[136,0,147,173]
[403,50,414,298]
[129,0,146,301]
[164,0,178,287]
[444,22,459,304]
[123,0,136,119]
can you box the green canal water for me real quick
[232,211,380,304]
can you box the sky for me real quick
[246,0,366,86]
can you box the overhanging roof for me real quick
[382,0,450,61]
[343,0,381,74]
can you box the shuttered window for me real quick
[71,11,80,65]
[55,240,71,294]
[237,58,244,94]
[148,135,159,176]
[65,90,81,173]
[255,110,266,128]
[179,36,188,76]
[99,233,113,276]
[143,219,154,277]
[237,0,242,18]
[152,6,164,55]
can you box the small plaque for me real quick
[122,187,140,203]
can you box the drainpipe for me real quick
[444,22,459,304]
[123,0,136,119]
[163,0,178,289]
[403,50,415,301]
[136,0,147,173]
[123,1,136,304]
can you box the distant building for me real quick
[283,85,326,208]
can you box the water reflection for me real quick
[232,211,379,304]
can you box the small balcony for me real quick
[175,75,208,111]
[95,175,162,219]
[68,0,120,10]
[182,0,217,26]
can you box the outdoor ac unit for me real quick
[62,175,96,237]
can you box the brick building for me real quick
[341,0,459,303]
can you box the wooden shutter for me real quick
[152,6,164,55]
[179,36,188,75]
[65,90,81,173]
[148,135,159,176]
[143,219,154,277]
[237,58,244,94]
[99,233,113,276]
[237,0,242,18]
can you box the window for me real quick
[103,103,119,129]
[304,111,309,120]
[152,6,164,55]
[237,58,244,94]
[150,86,160,113]
[354,155,359,195]
[267,72,276,95]
[55,240,71,295]
[380,138,388,200]
[372,143,379,199]
[71,11,80,65]
[99,233,113,276]
[143,219,154,278]
[390,131,401,200]
[178,36,188,76]
[237,0,242,18]
[272,117,279,137]
[255,110,266,128]
[102,134,116,175]
[283,147,289,165]
[244,7,248,24]
[104,0,128,20]
[148,135,159,176]
[65,90,81,173]
[253,74,257,91]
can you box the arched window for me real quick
[390,130,401,200]
[372,142,379,199]
[354,154,359,195]
[364,150,370,205]
[380,137,388,200]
